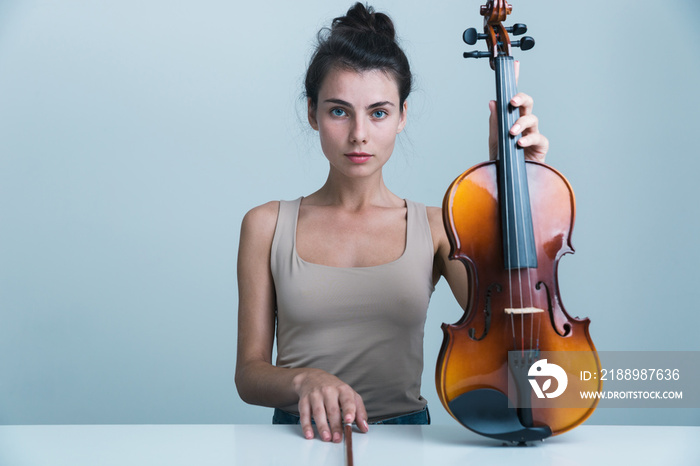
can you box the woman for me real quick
[235,3,548,443]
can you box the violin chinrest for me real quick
[448,389,552,443]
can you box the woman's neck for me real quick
[306,170,403,210]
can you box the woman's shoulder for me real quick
[240,201,281,241]
[423,205,448,253]
[243,200,279,223]
[403,201,441,228]
[424,205,442,228]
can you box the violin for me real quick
[436,0,601,443]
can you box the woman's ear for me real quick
[307,98,319,131]
[397,101,408,134]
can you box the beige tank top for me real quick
[271,197,435,420]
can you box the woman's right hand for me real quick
[293,369,369,442]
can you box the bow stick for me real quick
[344,423,354,466]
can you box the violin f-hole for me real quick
[536,281,572,337]
[469,283,500,341]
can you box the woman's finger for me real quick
[297,397,315,440]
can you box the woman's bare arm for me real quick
[234,201,368,442]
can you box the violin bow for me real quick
[344,423,354,466]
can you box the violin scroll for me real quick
[462,1,535,66]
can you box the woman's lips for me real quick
[345,152,372,163]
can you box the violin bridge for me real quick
[504,307,545,315]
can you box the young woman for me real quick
[235,3,548,443]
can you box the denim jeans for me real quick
[272,406,430,425]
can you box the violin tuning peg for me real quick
[463,28,487,45]
[513,36,535,51]
[463,51,491,59]
[508,23,528,36]
[463,28,478,45]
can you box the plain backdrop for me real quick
[1,0,699,427]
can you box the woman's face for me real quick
[308,67,407,179]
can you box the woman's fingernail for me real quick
[304,430,313,439]
[511,124,521,134]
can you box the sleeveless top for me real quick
[270,197,435,420]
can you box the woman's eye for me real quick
[372,110,387,119]
[331,108,346,117]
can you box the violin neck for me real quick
[494,56,538,270]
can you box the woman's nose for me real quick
[350,116,368,144]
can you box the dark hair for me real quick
[305,3,412,111]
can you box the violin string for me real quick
[506,55,538,353]
[511,59,526,354]
[498,56,517,351]
[536,285,542,349]
[501,55,525,353]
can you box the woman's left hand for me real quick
[488,92,549,163]
[487,62,549,163]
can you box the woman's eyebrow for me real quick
[323,98,395,109]
[368,101,395,109]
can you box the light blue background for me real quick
[1,0,699,427]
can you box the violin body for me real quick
[437,161,601,441]
[436,1,600,443]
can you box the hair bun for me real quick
[305,2,412,110]
[332,2,396,41]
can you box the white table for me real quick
[0,424,698,465]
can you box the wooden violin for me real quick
[436,0,601,443]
